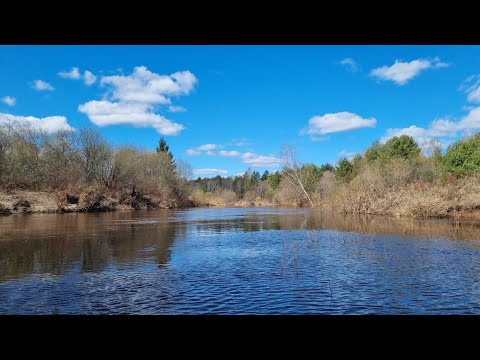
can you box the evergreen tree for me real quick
[268,171,281,190]
[261,170,270,181]
[335,157,354,183]
[156,137,174,163]
[320,163,334,172]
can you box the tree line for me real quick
[0,121,191,209]
[190,133,480,216]
[2,117,480,216]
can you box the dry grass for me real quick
[321,165,480,219]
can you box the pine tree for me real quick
[156,137,174,163]
[261,170,269,181]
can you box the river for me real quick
[1,207,480,314]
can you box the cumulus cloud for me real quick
[83,70,97,86]
[78,100,184,135]
[58,67,96,85]
[241,152,282,167]
[58,67,81,79]
[193,168,228,176]
[382,107,480,151]
[1,96,15,106]
[168,105,187,113]
[219,150,241,157]
[100,66,197,104]
[32,80,54,91]
[79,66,197,135]
[302,111,376,136]
[339,58,359,72]
[0,113,74,133]
[370,57,449,85]
[205,150,216,156]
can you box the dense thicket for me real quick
[0,122,191,208]
[190,133,480,217]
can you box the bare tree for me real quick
[78,128,113,187]
[281,144,314,207]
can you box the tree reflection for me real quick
[0,211,181,282]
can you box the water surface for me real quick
[1,208,480,314]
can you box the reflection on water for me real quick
[1,208,480,314]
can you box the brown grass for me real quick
[321,168,480,219]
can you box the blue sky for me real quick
[1,45,480,177]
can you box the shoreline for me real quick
[2,190,480,222]
[0,190,186,215]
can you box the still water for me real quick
[1,207,480,314]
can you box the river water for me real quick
[1,207,480,314]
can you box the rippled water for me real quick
[1,208,480,314]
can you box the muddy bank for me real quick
[0,190,187,215]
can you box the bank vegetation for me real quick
[192,133,480,219]
[0,122,192,213]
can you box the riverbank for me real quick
[320,175,480,221]
[0,190,184,215]
[2,188,480,221]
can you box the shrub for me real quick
[443,133,480,176]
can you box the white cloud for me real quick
[83,70,97,86]
[100,66,197,104]
[457,106,480,130]
[241,152,282,168]
[340,58,359,72]
[193,168,228,176]
[168,105,187,113]
[1,96,16,106]
[431,57,450,69]
[467,87,480,103]
[79,66,196,135]
[461,75,480,104]
[219,150,241,157]
[0,113,74,133]
[197,144,218,151]
[370,57,449,85]
[429,118,458,137]
[78,100,184,135]
[58,67,81,80]
[382,107,480,151]
[185,144,224,156]
[58,67,96,86]
[338,150,357,160]
[186,149,201,156]
[302,111,376,136]
[32,80,54,91]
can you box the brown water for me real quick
[1,208,480,314]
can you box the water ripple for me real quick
[1,208,480,314]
